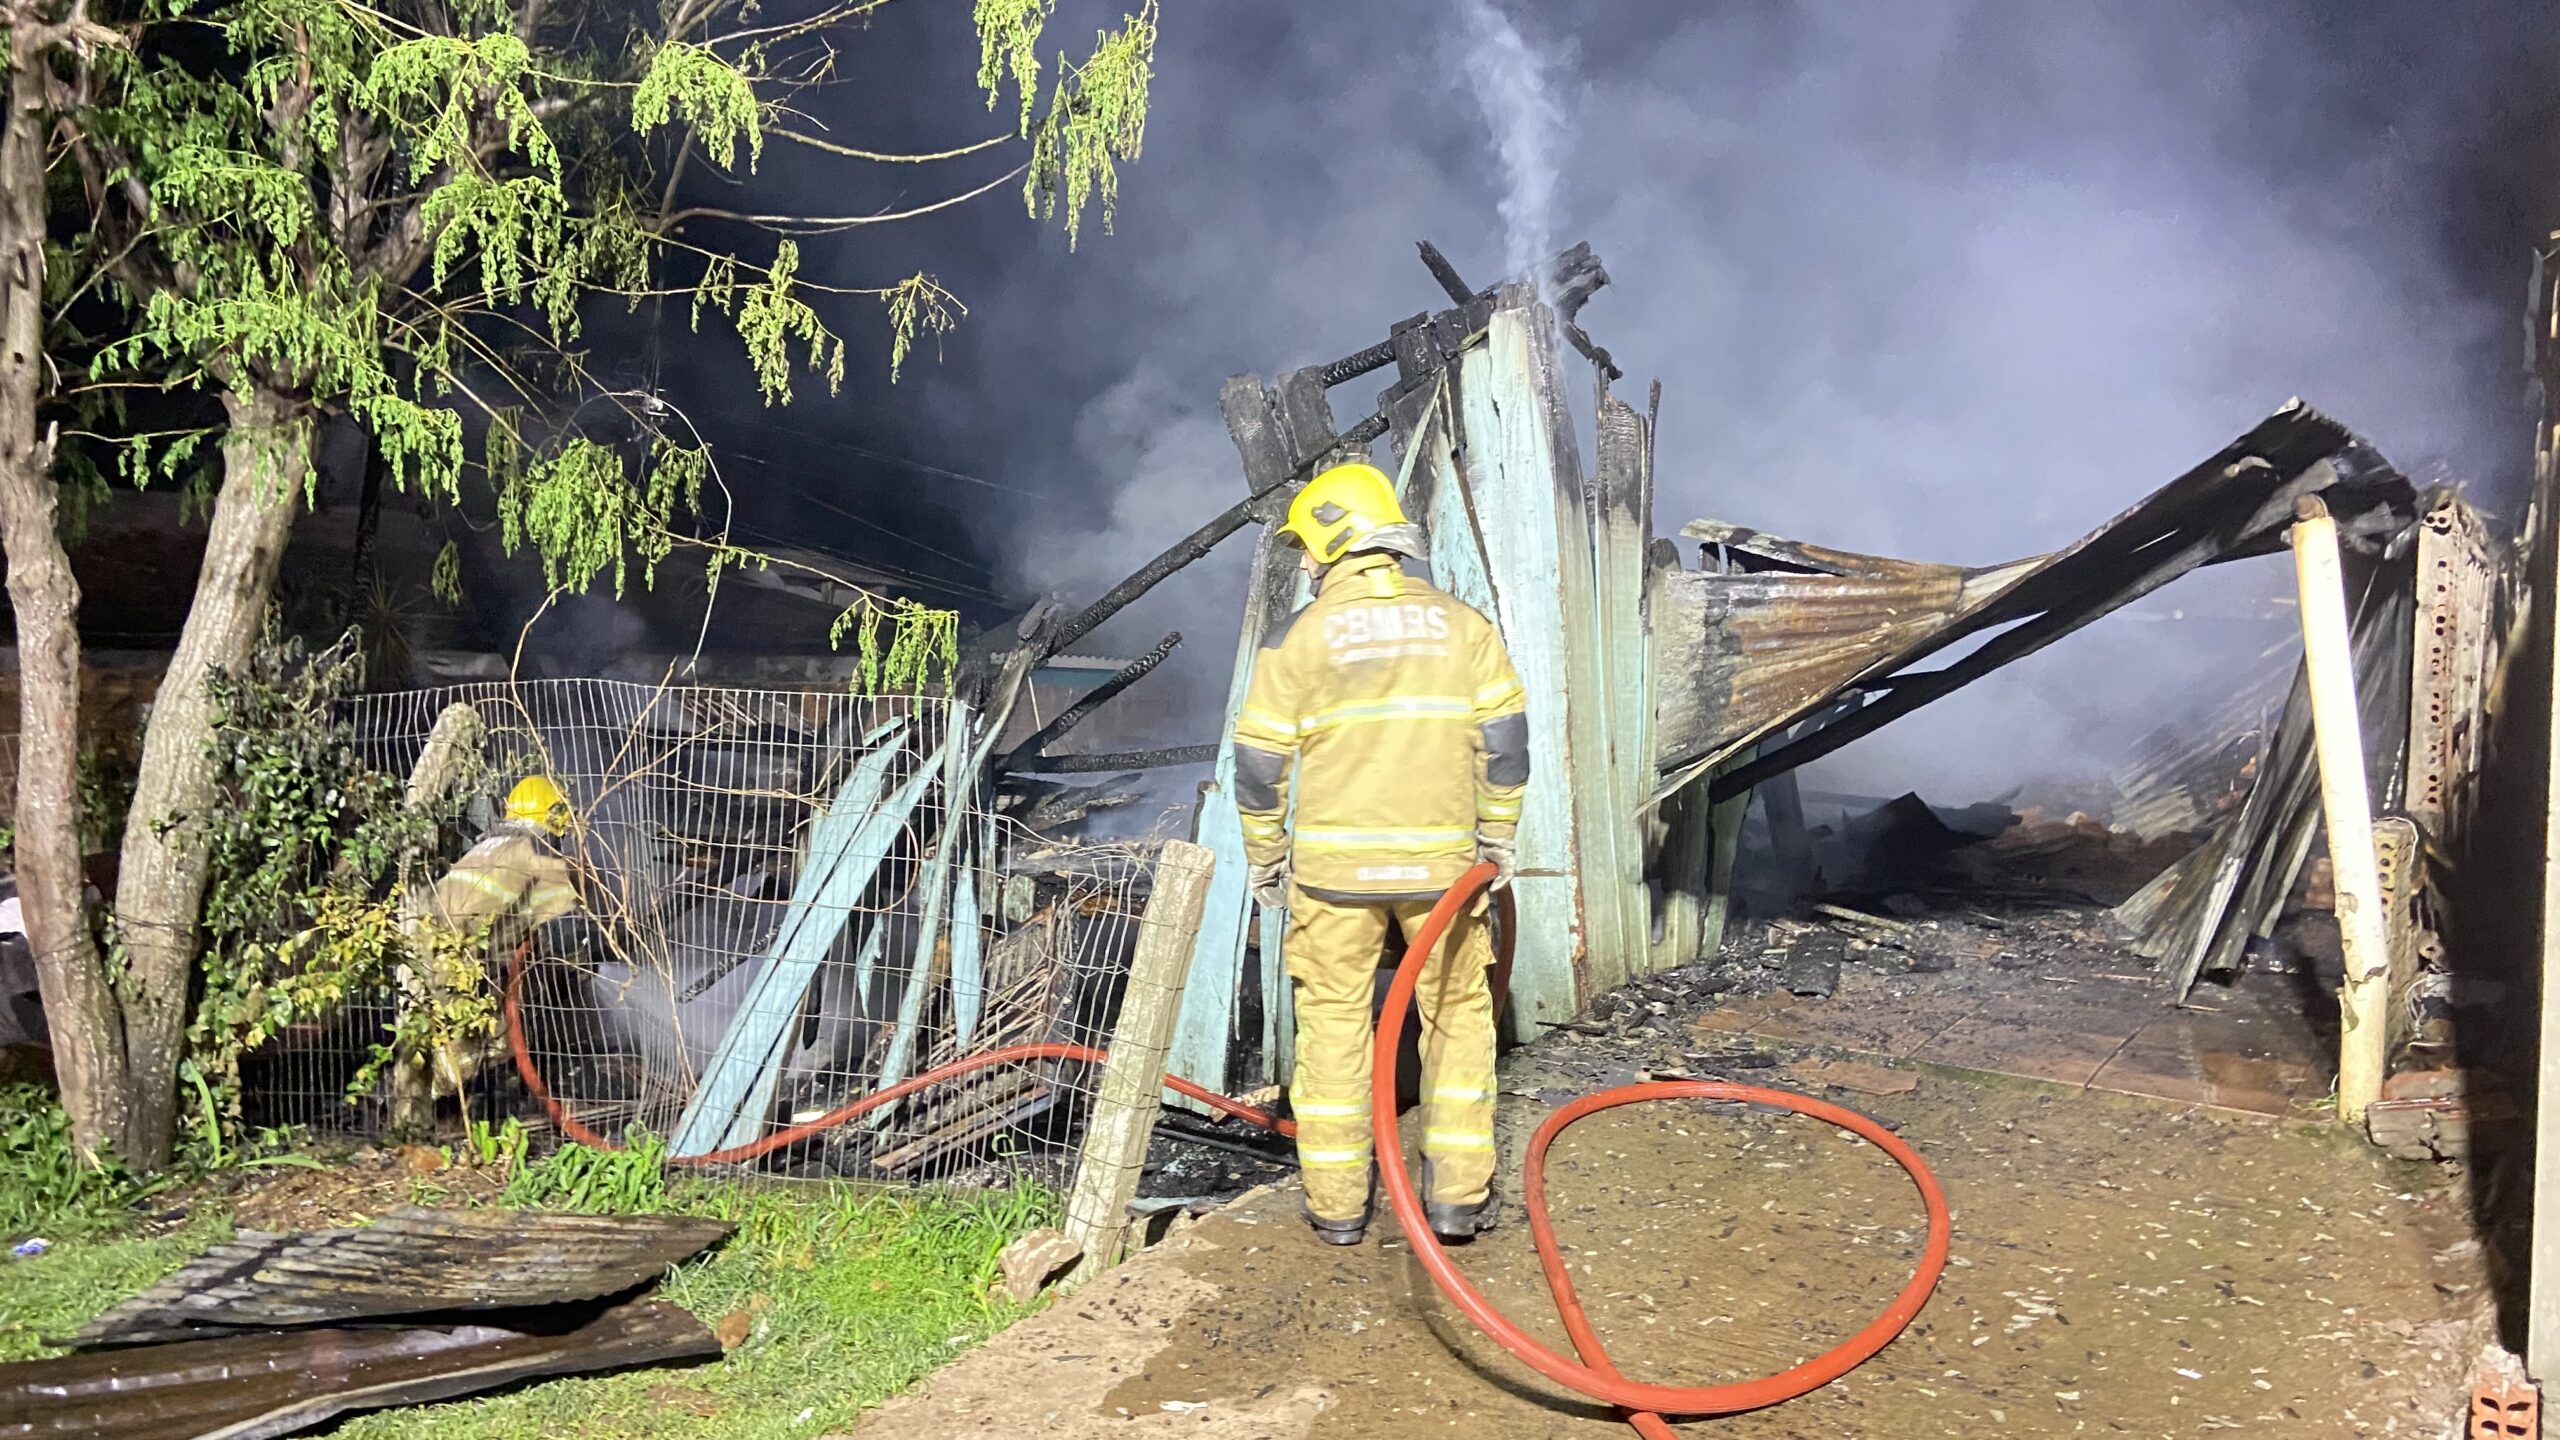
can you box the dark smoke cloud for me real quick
[686,0,2559,802]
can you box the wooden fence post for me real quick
[2291,496,2392,1124]
[1063,840,1217,1281]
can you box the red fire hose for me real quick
[1374,864,1951,1433]
[501,864,1949,1431]
[500,950,1291,1166]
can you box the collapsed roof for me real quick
[1653,403,2417,804]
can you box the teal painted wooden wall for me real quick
[1173,290,1706,1077]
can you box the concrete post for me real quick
[2290,497,2391,1124]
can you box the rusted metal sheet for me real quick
[2115,549,2416,994]
[1651,558,2029,779]
[79,1207,734,1345]
[2110,675,2284,842]
[1663,403,2416,802]
[5,1296,717,1440]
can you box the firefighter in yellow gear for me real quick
[409,774,583,1096]
[1232,460,1528,1246]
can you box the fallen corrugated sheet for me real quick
[2114,549,2416,994]
[3,1295,717,1440]
[2109,654,2294,841]
[78,1207,734,1345]
[1657,401,2416,804]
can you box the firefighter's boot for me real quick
[1421,1158,1498,1242]
[1302,1166,1376,1246]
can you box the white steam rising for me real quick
[1454,0,1571,288]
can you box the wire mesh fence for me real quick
[235,676,1177,1183]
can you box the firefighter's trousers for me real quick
[1285,886,1498,1221]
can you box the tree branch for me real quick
[767,126,1010,164]
[659,163,1025,234]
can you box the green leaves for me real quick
[430,539,465,606]
[733,240,843,404]
[883,273,960,383]
[501,1134,670,1212]
[497,436,649,596]
[363,32,553,182]
[189,628,462,1137]
[831,592,959,696]
[1025,0,1157,248]
[974,0,1160,248]
[975,0,1051,132]
[633,40,763,171]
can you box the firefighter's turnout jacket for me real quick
[424,822,580,939]
[1231,551,1529,899]
[1230,550,1528,1220]
[410,821,581,1095]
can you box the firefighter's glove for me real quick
[1476,835,1517,893]
[1249,856,1290,910]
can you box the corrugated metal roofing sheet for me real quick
[77,1207,734,1346]
[3,1296,718,1440]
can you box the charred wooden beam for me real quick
[999,632,1182,771]
[1030,407,1389,671]
[1319,340,1397,389]
[1010,744,1220,774]
[1013,780,1147,830]
[1417,239,1477,305]
[1273,367,1340,465]
[1039,490,1274,660]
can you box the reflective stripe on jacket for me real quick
[1231,551,1528,899]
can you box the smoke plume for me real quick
[734,0,2560,806]
[1454,0,1571,290]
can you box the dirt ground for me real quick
[858,1026,2494,1439]
[188,1143,507,1232]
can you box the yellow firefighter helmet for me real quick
[1283,462,1409,566]
[504,775,571,835]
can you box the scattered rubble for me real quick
[998,1228,1085,1304]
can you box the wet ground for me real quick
[856,902,2498,1439]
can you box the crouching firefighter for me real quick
[1233,460,1529,1247]
[405,775,584,1097]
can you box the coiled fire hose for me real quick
[1375,863,1951,1433]
[502,862,1949,1431]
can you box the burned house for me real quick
[1126,240,2509,1149]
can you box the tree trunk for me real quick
[111,386,309,1169]
[0,18,129,1163]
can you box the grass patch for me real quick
[0,1109,1062,1434]
[335,1175,1061,1439]
[0,1212,233,1361]
[0,1084,169,1241]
